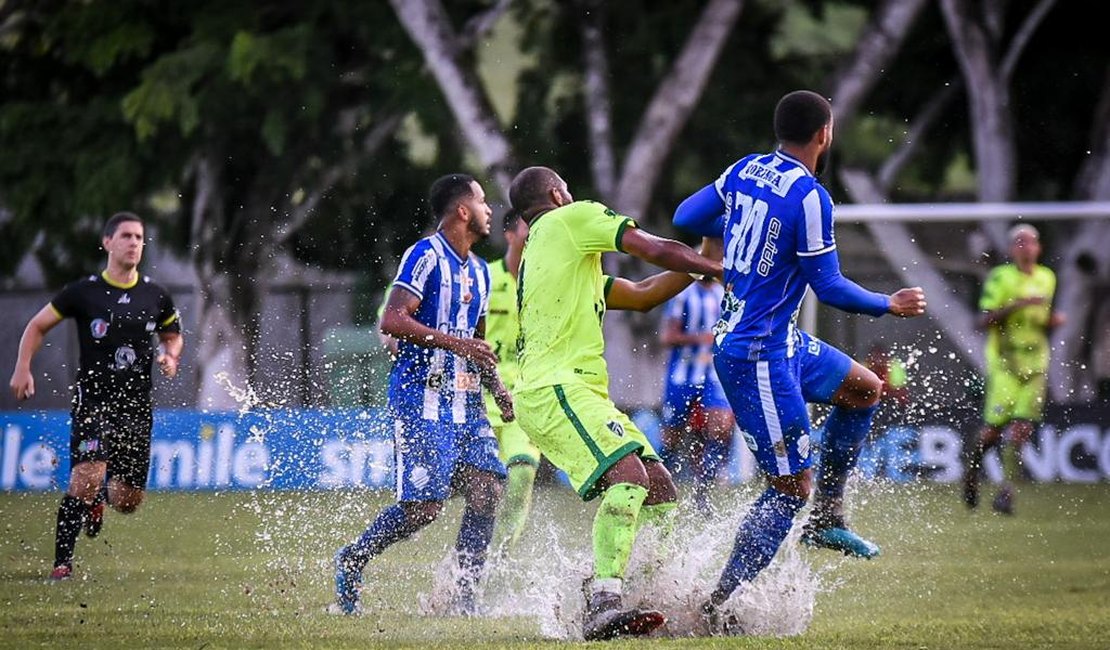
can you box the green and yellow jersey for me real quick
[979,263,1056,380]
[483,257,521,427]
[516,200,635,394]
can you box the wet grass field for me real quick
[1,482,1107,649]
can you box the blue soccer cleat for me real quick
[801,519,881,559]
[332,546,363,615]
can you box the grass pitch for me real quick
[1,482,1107,649]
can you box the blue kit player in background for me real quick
[657,278,735,517]
[672,90,926,628]
[333,173,514,616]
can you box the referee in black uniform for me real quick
[9,212,183,580]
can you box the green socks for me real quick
[637,501,677,538]
[593,483,648,580]
[492,463,537,554]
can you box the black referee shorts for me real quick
[70,390,154,489]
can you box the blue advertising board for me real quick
[1,406,1107,492]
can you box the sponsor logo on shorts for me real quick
[606,421,625,437]
[409,465,430,490]
[741,430,758,451]
[90,319,109,339]
[78,439,100,453]
[797,434,810,459]
[807,339,821,355]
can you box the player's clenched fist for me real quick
[9,367,34,400]
[888,287,927,317]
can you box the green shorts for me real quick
[516,382,657,501]
[494,418,541,468]
[983,368,1046,427]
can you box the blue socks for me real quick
[818,405,877,501]
[700,437,730,486]
[455,507,496,578]
[344,504,415,570]
[713,487,806,602]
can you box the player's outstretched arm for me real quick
[609,238,723,313]
[799,250,901,317]
[380,285,498,369]
[606,273,693,313]
[673,183,726,237]
[620,228,722,279]
[9,305,62,400]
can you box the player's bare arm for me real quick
[157,331,184,378]
[978,296,1045,329]
[9,304,63,400]
[380,285,498,370]
[473,316,515,421]
[607,274,694,313]
[619,227,722,279]
[608,237,723,313]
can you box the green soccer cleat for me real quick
[801,522,881,559]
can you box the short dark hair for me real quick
[102,212,144,238]
[509,166,560,215]
[429,173,477,219]
[773,90,832,146]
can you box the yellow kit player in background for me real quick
[963,224,1065,515]
[509,166,721,640]
[483,210,541,555]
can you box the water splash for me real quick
[214,371,261,416]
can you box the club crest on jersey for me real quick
[455,271,474,304]
[606,420,625,437]
[114,346,137,370]
[90,319,109,339]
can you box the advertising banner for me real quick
[1,406,1107,492]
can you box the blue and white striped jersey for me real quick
[663,281,724,386]
[712,150,836,360]
[388,231,491,424]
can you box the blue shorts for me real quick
[715,332,852,477]
[391,410,506,502]
[661,378,730,428]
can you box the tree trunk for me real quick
[829,0,931,131]
[1049,65,1110,402]
[388,0,515,202]
[611,0,744,221]
[188,155,253,410]
[939,0,1016,252]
